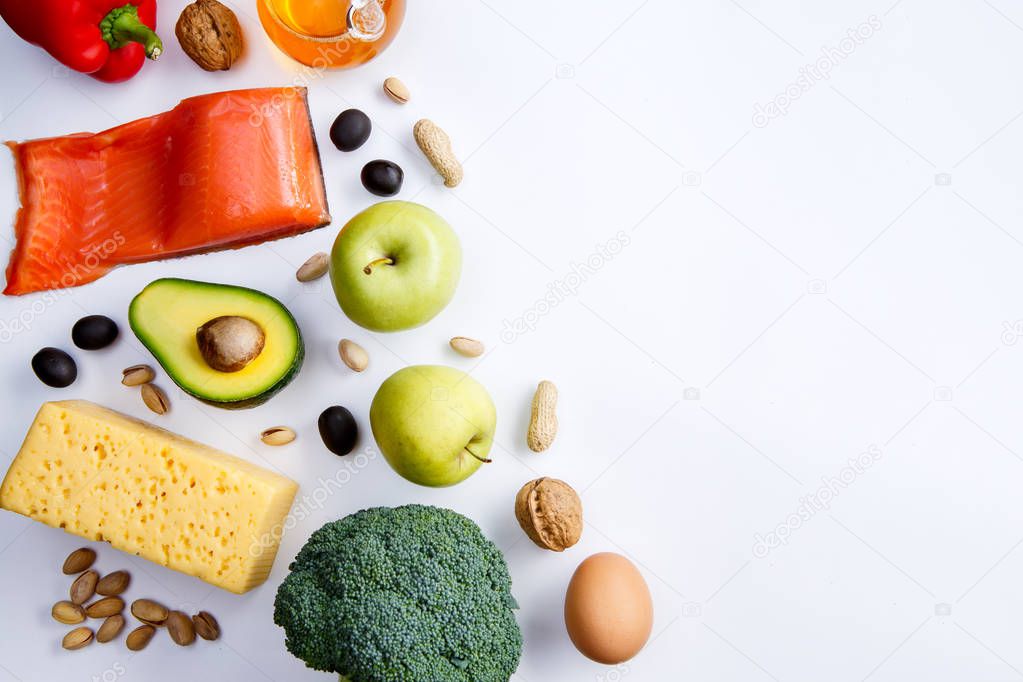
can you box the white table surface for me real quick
[3,1,1023,680]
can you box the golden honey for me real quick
[257,0,405,68]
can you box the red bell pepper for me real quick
[0,2,162,83]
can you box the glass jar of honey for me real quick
[257,0,405,68]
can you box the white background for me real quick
[2,1,1023,680]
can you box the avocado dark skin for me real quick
[129,278,305,409]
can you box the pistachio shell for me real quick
[383,77,410,104]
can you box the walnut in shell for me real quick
[514,477,583,551]
[176,0,244,71]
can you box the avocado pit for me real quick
[196,315,265,372]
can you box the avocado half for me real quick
[129,278,304,409]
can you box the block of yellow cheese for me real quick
[0,400,299,594]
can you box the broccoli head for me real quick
[273,504,522,681]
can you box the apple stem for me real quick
[463,448,492,464]
[363,257,394,275]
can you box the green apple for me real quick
[329,201,461,332]
[370,365,497,487]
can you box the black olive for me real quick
[31,347,77,388]
[329,109,371,152]
[361,160,404,197]
[71,315,119,350]
[318,405,358,456]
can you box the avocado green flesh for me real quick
[129,278,303,408]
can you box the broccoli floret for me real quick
[273,505,522,682]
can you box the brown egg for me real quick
[564,552,654,664]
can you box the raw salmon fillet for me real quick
[3,87,330,295]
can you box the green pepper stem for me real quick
[101,4,163,59]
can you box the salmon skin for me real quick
[3,88,331,296]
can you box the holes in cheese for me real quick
[0,401,299,594]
